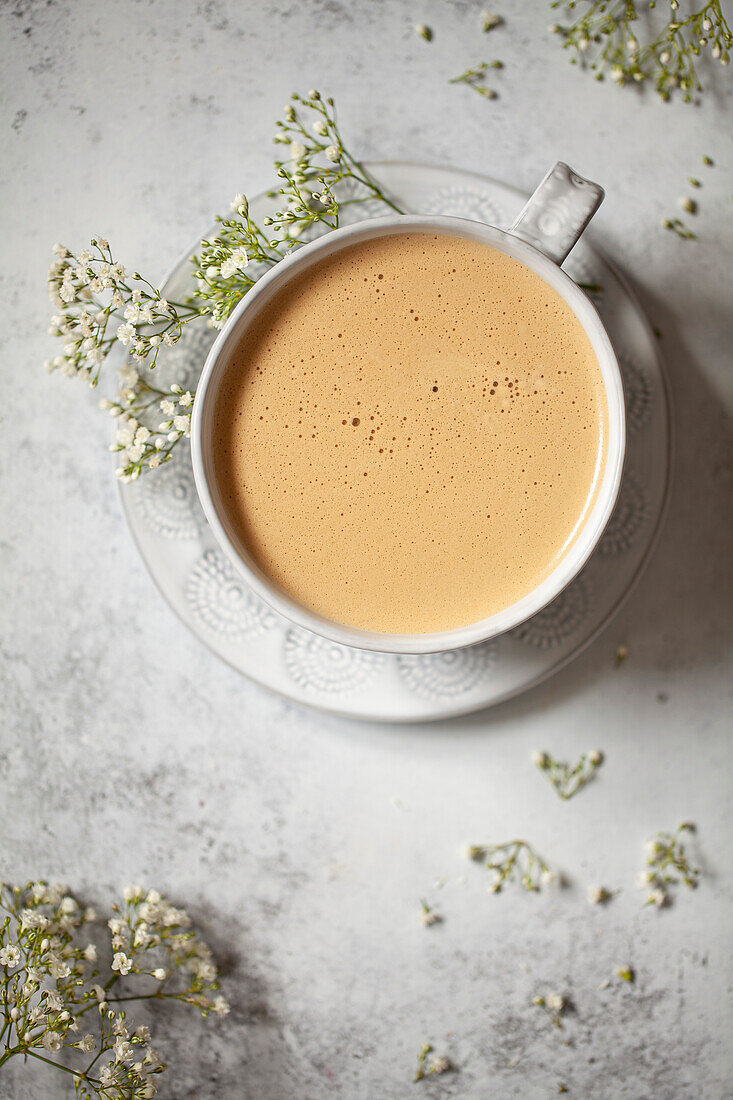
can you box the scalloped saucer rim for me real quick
[116,161,672,723]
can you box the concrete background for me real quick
[1,1,731,1096]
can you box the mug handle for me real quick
[509,162,604,265]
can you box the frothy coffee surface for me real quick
[214,233,608,634]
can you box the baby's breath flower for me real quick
[47,92,402,486]
[0,944,21,967]
[111,951,132,975]
[642,823,699,907]
[588,885,614,905]
[49,954,71,979]
[662,215,697,239]
[415,23,433,41]
[533,991,566,1029]
[533,749,604,800]
[42,1031,63,1053]
[449,61,501,97]
[418,900,441,927]
[481,11,503,32]
[414,1042,453,1081]
[2,881,230,1093]
[468,839,555,893]
[550,1,732,103]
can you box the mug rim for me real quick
[191,214,626,654]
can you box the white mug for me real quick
[191,163,625,654]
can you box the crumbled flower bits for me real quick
[415,23,433,41]
[481,11,503,32]
[448,60,503,97]
[0,881,229,1098]
[532,992,566,1030]
[587,885,616,905]
[418,900,441,927]
[548,0,732,103]
[615,964,635,983]
[662,216,697,239]
[465,840,555,892]
[414,1043,452,1082]
[641,823,700,908]
[614,643,629,666]
[532,750,604,800]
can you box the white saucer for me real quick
[119,162,671,722]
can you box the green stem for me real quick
[22,1048,95,1082]
[83,1046,105,1076]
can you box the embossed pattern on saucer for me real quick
[119,163,671,722]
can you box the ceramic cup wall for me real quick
[191,165,626,654]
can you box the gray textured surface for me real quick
[1,1,732,1097]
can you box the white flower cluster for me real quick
[192,91,401,331]
[0,881,229,1098]
[462,840,556,893]
[532,991,566,1029]
[552,0,731,103]
[101,367,194,483]
[588,884,613,905]
[46,240,196,389]
[414,1042,453,1082]
[104,886,229,1017]
[532,748,604,800]
[639,823,699,909]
